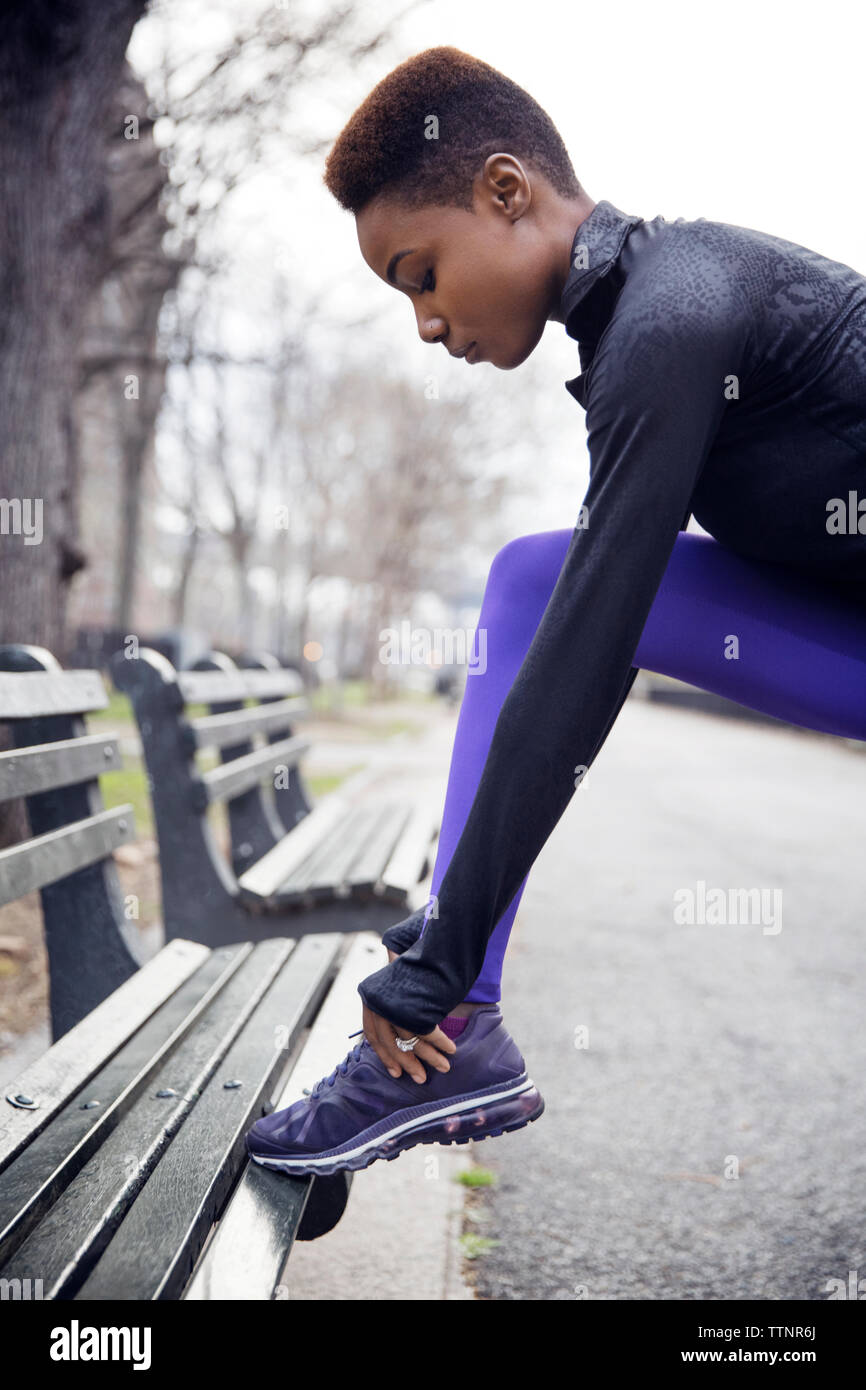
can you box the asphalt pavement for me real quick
[466,696,866,1300]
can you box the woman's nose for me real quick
[417,311,447,346]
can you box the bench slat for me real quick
[0,805,135,907]
[198,734,310,805]
[188,697,309,750]
[343,802,413,893]
[0,670,108,719]
[72,935,344,1301]
[237,793,353,900]
[376,800,438,898]
[0,939,211,1171]
[1,938,302,1297]
[0,944,252,1266]
[280,802,386,899]
[177,668,303,706]
[183,932,382,1298]
[0,734,122,803]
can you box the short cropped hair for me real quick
[323,46,581,214]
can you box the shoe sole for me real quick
[247,1077,545,1177]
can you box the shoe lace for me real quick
[304,1029,369,1098]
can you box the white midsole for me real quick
[253,1076,537,1169]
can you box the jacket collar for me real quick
[559,199,644,340]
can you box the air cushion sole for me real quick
[248,1079,545,1177]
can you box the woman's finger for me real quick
[363,1007,422,1080]
[413,1028,456,1073]
[389,1025,428,1083]
[425,1025,458,1057]
[365,1010,403,1078]
[361,1006,458,1083]
[412,1041,449,1074]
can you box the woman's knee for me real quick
[485,529,571,604]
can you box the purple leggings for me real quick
[421,529,866,1004]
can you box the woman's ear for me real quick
[478,152,532,220]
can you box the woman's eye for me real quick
[420,268,435,293]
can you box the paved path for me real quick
[466,697,866,1300]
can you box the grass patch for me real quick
[99,755,370,843]
[309,680,367,713]
[89,689,134,727]
[368,718,419,740]
[307,767,365,798]
[100,760,154,838]
[321,680,367,709]
[459,1234,501,1260]
[310,680,439,714]
[91,688,210,729]
[455,1167,498,1188]
[94,678,438,731]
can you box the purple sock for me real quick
[439,1015,469,1039]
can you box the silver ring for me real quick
[395,1034,419,1052]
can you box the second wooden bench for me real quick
[112,647,439,948]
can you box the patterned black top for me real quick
[359,199,866,1034]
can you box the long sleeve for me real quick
[360,250,753,1035]
[380,659,642,959]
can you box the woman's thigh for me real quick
[485,526,866,741]
[633,532,866,741]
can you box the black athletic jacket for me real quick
[358,198,866,1035]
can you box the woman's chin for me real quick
[493,340,539,370]
[491,322,547,370]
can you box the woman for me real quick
[246,46,866,1176]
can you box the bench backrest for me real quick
[0,645,141,1040]
[111,647,313,942]
[187,650,312,858]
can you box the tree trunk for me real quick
[0,1,147,654]
[172,522,200,630]
[114,359,166,631]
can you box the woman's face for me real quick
[355,165,563,370]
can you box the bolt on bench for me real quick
[111,647,439,948]
[0,645,389,1298]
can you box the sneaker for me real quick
[245,1004,544,1176]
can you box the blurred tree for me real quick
[279,361,519,690]
[137,0,423,640]
[74,58,185,637]
[0,0,149,653]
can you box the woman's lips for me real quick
[466,342,479,363]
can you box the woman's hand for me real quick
[359,947,457,1084]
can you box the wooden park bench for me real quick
[0,644,389,1299]
[111,646,439,948]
